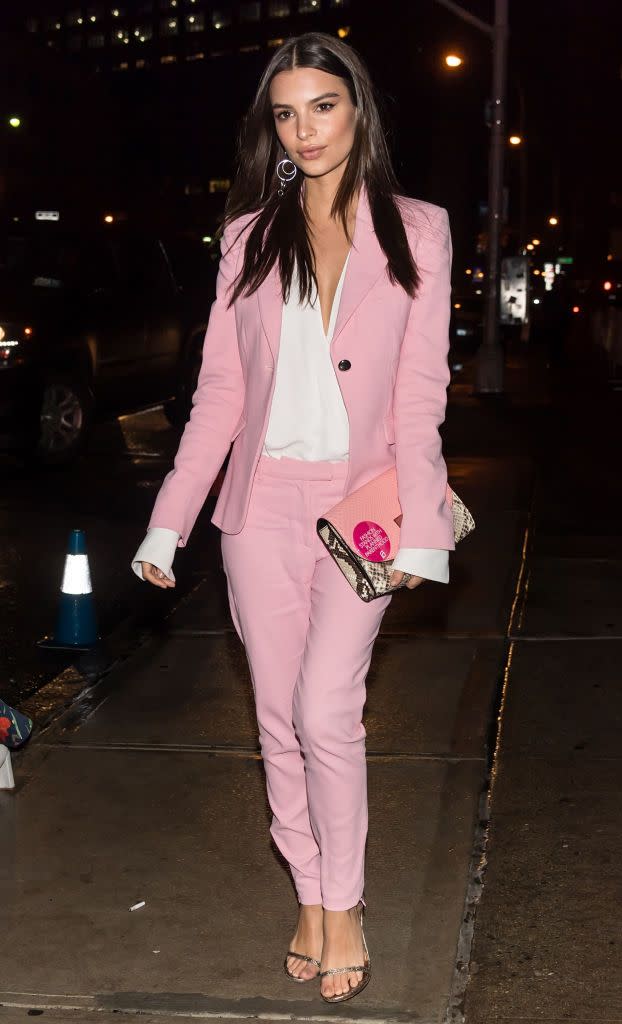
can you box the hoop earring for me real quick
[276,158,297,197]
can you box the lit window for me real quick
[240,1,261,20]
[160,16,179,34]
[298,0,320,11]
[87,33,105,46]
[268,0,290,15]
[267,36,285,46]
[209,179,231,193]
[212,9,232,28]
[186,51,205,60]
[136,58,147,67]
[119,60,130,69]
[161,54,177,63]
[26,16,39,32]
[240,43,261,52]
[186,12,205,31]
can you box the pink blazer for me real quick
[148,182,456,553]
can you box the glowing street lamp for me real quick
[444,53,463,68]
[509,134,522,145]
[8,117,21,128]
[548,215,559,226]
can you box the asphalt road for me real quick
[0,406,220,708]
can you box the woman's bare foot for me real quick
[286,903,323,980]
[320,904,367,999]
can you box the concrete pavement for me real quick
[3,334,615,1023]
[461,343,622,1023]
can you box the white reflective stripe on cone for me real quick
[60,554,93,595]
[0,746,15,789]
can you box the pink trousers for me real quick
[220,454,393,911]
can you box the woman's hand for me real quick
[141,563,176,589]
[389,569,425,591]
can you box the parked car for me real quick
[0,217,218,464]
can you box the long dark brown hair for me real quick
[220,31,421,308]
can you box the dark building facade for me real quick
[15,0,354,74]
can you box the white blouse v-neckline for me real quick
[312,249,352,342]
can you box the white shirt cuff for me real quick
[392,547,449,584]
[131,527,180,581]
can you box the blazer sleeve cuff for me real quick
[392,547,449,584]
[131,527,179,581]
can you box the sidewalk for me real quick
[462,343,622,1023]
[0,337,598,1023]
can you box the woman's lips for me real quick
[299,147,326,160]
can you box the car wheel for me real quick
[34,374,93,466]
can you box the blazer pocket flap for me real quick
[383,413,396,444]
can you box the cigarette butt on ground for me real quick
[129,900,146,912]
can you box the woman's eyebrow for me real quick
[271,91,341,110]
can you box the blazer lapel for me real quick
[331,183,388,348]
[256,258,283,366]
[256,181,388,364]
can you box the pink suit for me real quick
[147,184,455,909]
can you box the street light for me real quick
[548,216,559,226]
[444,53,464,68]
[434,0,508,393]
[8,117,21,128]
[509,134,522,145]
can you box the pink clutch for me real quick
[316,466,475,601]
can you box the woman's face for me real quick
[269,67,357,180]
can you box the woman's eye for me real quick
[276,111,292,121]
[316,103,335,112]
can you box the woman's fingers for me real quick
[142,562,175,589]
[389,569,424,590]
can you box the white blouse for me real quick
[132,251,449,585]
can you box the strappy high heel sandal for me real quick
[319,901,371,1003]
[283,951,321,982]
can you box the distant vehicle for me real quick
[0,219,218,464]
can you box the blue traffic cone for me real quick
[38,529,99,650]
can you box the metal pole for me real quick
[474,0,508,393]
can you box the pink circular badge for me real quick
[352,521,391,562]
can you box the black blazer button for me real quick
[338,359,351,371]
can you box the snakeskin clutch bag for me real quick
[317,466,475,602]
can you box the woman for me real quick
[132,32,455,1003]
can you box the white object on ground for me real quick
[0,745,15,789]
[129,900,146,912]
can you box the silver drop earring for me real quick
[276,158,297,197]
